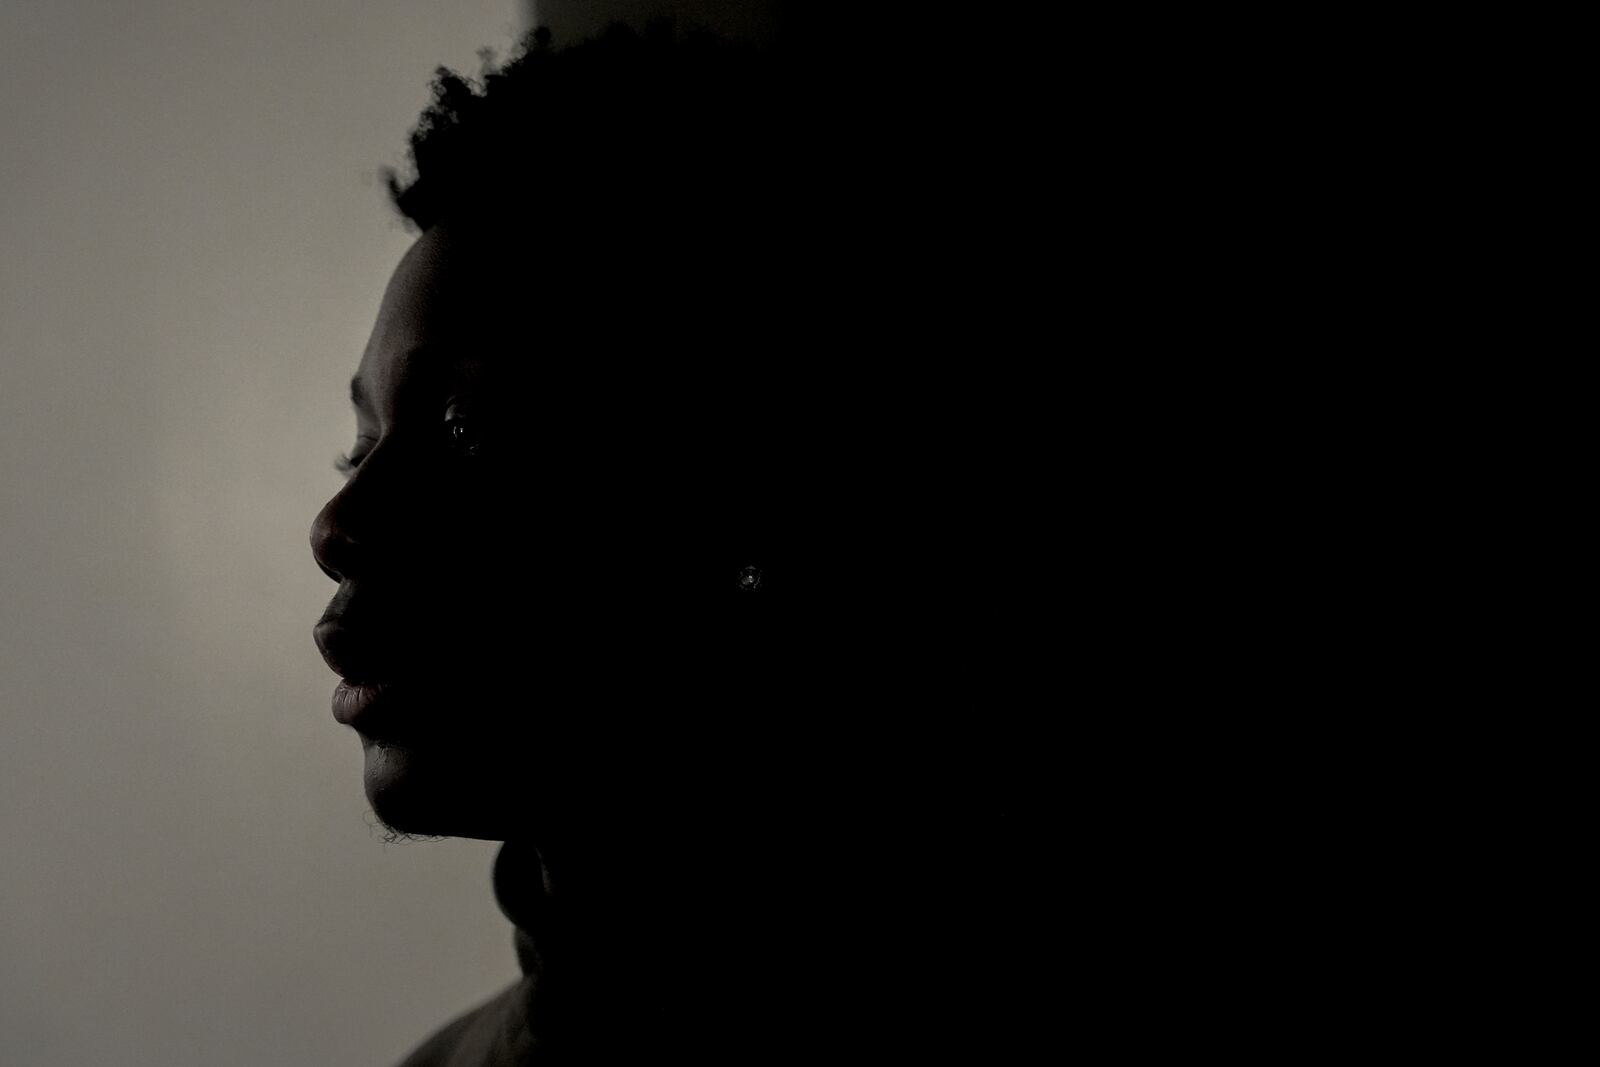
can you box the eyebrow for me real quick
[348,353,483,414]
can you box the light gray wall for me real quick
[0,4,542,1064]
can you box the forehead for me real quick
[355,225,520,403]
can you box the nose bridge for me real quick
[311,445,392,580]
[311,437,426,581]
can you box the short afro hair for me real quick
[382,21,797,234]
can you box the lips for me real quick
[314,593,418,736]
[313,618,391,685]
[332,679,391,728]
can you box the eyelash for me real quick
[334,441,374,476]
[334,405,478,477]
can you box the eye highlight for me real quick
[443,401,483,458]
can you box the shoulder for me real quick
[394,978,538,1067]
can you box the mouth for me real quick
[313,614,388,677]
[330,676,437,745]
[331,678,390,727]
[315,607,420,738]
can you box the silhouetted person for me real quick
[309,19,1023,1065]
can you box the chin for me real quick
[361,736,514,841]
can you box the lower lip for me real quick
[332,680,395,730]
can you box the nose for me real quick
[310,493,359,583]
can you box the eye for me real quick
[443,402,483,458]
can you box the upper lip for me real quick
[313,614,396,684]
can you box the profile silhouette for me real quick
[308,17,1013,1065]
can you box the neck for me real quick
[495,823,847,1023]
[492,787,1002,1055]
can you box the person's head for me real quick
[310,25,854,858]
